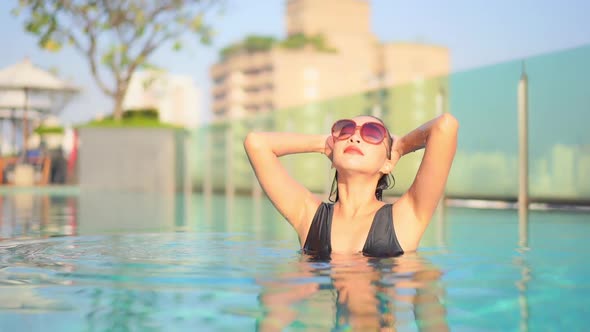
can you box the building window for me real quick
[214,74,227,85]
[216,108,227,117]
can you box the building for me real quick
[123,70,200,128]
[210,0,450,120]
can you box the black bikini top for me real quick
[302,202,404,259]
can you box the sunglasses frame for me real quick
[331,119,388,145]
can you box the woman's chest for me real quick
[330,219,374,253]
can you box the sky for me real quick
[1,0,589,125]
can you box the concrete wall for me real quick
[78,128,190,193]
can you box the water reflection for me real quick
[1,192,590,330]
[79,191,179,235]
[514,251,531,332]
[516,207,530,331]
[0,191,448,246]
[257,253,448,331]
[0,194,77,240]
[0,192,202,240]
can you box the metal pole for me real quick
[251,120,263,229]
[22,88,29,161]
[203,128,212,225]
[11,109,17,155]
[435,87,447,247]
[518,61,529,247]
[225,123,234,224]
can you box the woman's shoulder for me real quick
[295,200,332,247]
[315,201,334,212]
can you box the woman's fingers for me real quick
[324,135,334,160]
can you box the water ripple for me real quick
[0,233,456,331]
[0,230,587,331]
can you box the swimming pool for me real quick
[0,192,588,331]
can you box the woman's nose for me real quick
[349,131,361,143]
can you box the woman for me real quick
[244,113,458,258]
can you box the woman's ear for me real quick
[380,159,394,174]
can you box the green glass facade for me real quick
[192,45,590,201]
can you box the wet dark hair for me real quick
[328,116,395,203]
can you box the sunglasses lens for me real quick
[332,120,387,144]
[361,123,386,144]
[332,120,356,139]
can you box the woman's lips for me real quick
[344,146,364,155]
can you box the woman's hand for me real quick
[389,134,402,164]
[324,135,334,161]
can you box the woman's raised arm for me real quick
[394,113,459,226]
[244,132,328,235]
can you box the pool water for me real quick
[0,192,589,331]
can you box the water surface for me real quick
[0,192,588,331]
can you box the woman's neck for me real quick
[335,173,382,217]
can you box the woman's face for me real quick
[331,116,392,175]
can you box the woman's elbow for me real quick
[244,132,264,152]
[436,113,459,134]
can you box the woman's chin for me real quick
[334,160,376,175]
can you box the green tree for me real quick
[13,0,224,121]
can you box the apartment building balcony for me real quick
[211,64,228,83]
[244,72,273,90]
[244,88,272,105]
[212,84,228,98]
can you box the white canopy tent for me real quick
[0,90,50,154]
[0,58,79,92]
[0,89,54,113]
[0,58,79,157]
